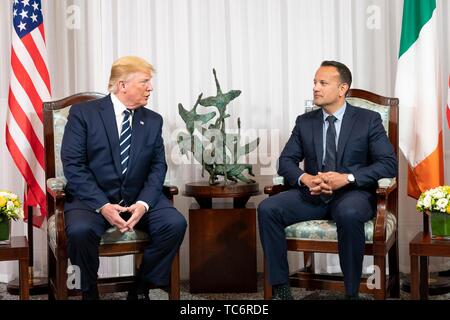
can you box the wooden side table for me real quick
[410,231,450,299]
[0,236,29,299]
[185,182,260,293]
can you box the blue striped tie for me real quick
[119,109,132,176]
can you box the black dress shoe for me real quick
[438,269,450,277]
[156,285,169,294]
[82,285,99,300]
[127,280,150,300]
[127,292,150,300]
[272,284,294,300]
[345,293,371,300]
[127,290,150,300]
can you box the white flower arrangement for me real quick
[416,186,450,214]
[0,190,24,222]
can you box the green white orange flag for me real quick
[395,0,444,199]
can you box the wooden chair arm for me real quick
[373,180,398,242]
[376,179,397,196]
[163,185,179,201]
[46,185,67,250]
[46,186,65,200]
[264,184,290,196]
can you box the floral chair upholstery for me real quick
[263,89,400,300]
[44,92,180,299]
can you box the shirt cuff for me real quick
[97,202,110,213]
[298,173,306,187]
[136,200,149,212]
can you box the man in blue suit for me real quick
[258,61,397,300]
[61,56,187,300]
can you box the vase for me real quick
[0,219,11,245]
[430,212,450,240]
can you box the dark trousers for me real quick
[257,188,375,296]
[65,207,187,292]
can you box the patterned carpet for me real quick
[1,274,449,300]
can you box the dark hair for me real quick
[320,60,352,92]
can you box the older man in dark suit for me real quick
[61,56,187,300]
[258,61,397,300]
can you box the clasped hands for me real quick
[100,203,147,233]
[301,172,350,196]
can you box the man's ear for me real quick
[118,81,126,93]
[340,83,349,97]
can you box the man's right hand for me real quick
[100,203,129,231]
[300,173,332,196]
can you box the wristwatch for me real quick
[347,174,355,184]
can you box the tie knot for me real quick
[326,115,337,124]
[124,109,132,116]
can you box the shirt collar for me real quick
[322,102,347,123]
[111,93,130,117]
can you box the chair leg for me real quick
[388,241,400,298]
[263,256,272,300]
[168,250,180,300]
[48,290,56,300]
[373,256,386,300]
[56,256,69,300]
[303,252,315,272]
[47,247,56,300]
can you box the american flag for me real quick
[6,0,51,227]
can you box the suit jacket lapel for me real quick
[99,95,122,178]
[128,108,146,176]
[312,110,323,171]
[337,104,356,167]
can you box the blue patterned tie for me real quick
[321,115,337,203]
[119,110,132,176]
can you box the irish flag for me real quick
[395,0,444,199]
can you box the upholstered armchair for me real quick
[44,92,180,299]
[263,89,399,300]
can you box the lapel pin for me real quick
[140,121,144,125]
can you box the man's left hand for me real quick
[317,172,349,191]
[121,203,147,232]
